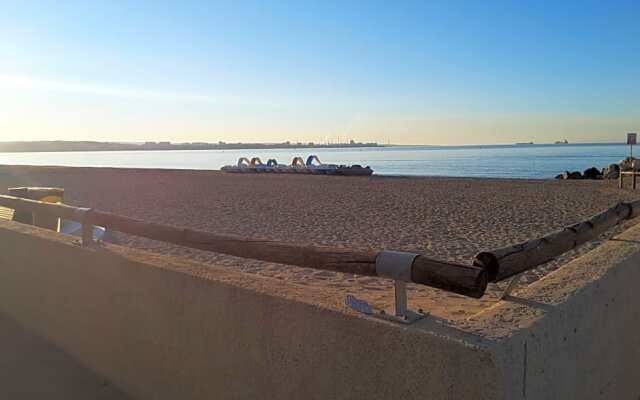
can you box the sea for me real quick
[0,143,633,179]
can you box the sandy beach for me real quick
[1,165,639,319]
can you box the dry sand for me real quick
[1,165,639,319]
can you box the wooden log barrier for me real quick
[0,195,487,298]
[3,193,638,296]
[86,209,488,298]
[0,195,89,224]
[474,200,640,282]
[619,171,640,190]
[619,172,623,189]
[8,187,65,229]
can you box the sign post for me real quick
[628,133,637,158]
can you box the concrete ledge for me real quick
[0,219,498,400]
[1,218,639,399]
[469,225,640,399]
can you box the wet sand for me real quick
[1,165,639,319]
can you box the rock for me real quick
[619,157,636,171]
[602,163,620,179]
[555,173,564,179]
[605,170,619,180]
[583,167,602,180]
[561,171,582,180]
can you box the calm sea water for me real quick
[0,144,631,179]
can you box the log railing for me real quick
[474,200,640,282]
[2,194,640,299]
[619,171,640,190]
[0,195,487,299]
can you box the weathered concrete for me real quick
[0,218,639,399]
[0,219,499,400]
[469,225,640,399]
[0,312,129,399]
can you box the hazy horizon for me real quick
[0,139,635,148]
[1,1,638,145]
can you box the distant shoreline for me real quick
[0,141,382,154]
[0,140,630,154]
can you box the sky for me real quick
[0,0,638,145]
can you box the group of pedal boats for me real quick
[221,155,373,176]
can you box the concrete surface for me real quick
[472,226,640,399]
[0,312,129,399]
[1,217,640,399]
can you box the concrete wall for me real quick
[1,218,640,399]
[481,224,640,399]
[0,219,498,400]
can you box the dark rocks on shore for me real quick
[569,171,583,179]
[619,157,636,171]
[556,171,584,180]
[602,163,620,180]
[583,167,602,180]
[557,161,623,180]
[604,170,620,179]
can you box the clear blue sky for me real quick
[0,0,638,144]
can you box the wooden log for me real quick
[8,188,34,225]
[8,187,65,230]
[0,195,89,224]
[474,201,637,281]
[0,194,488,297]
[86,209,488,298]
[411,256,487,298]
[620,172,624,189]
[7,187,64,198]
[629,199,640,218]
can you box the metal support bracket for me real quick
[500,272,524,300]
[81,222,94,246]
[345,250,426,324]
[63,208,105,247]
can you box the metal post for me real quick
[81,222,93,246]
[345,250,426,324]
[394,281,408,317]
[501,273,524,299]
[376,250,424,323]
[620,172,624,189]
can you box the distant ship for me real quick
[515,142,534,145]
[554,139,569,144]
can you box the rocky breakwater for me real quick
[556,157,638,180]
